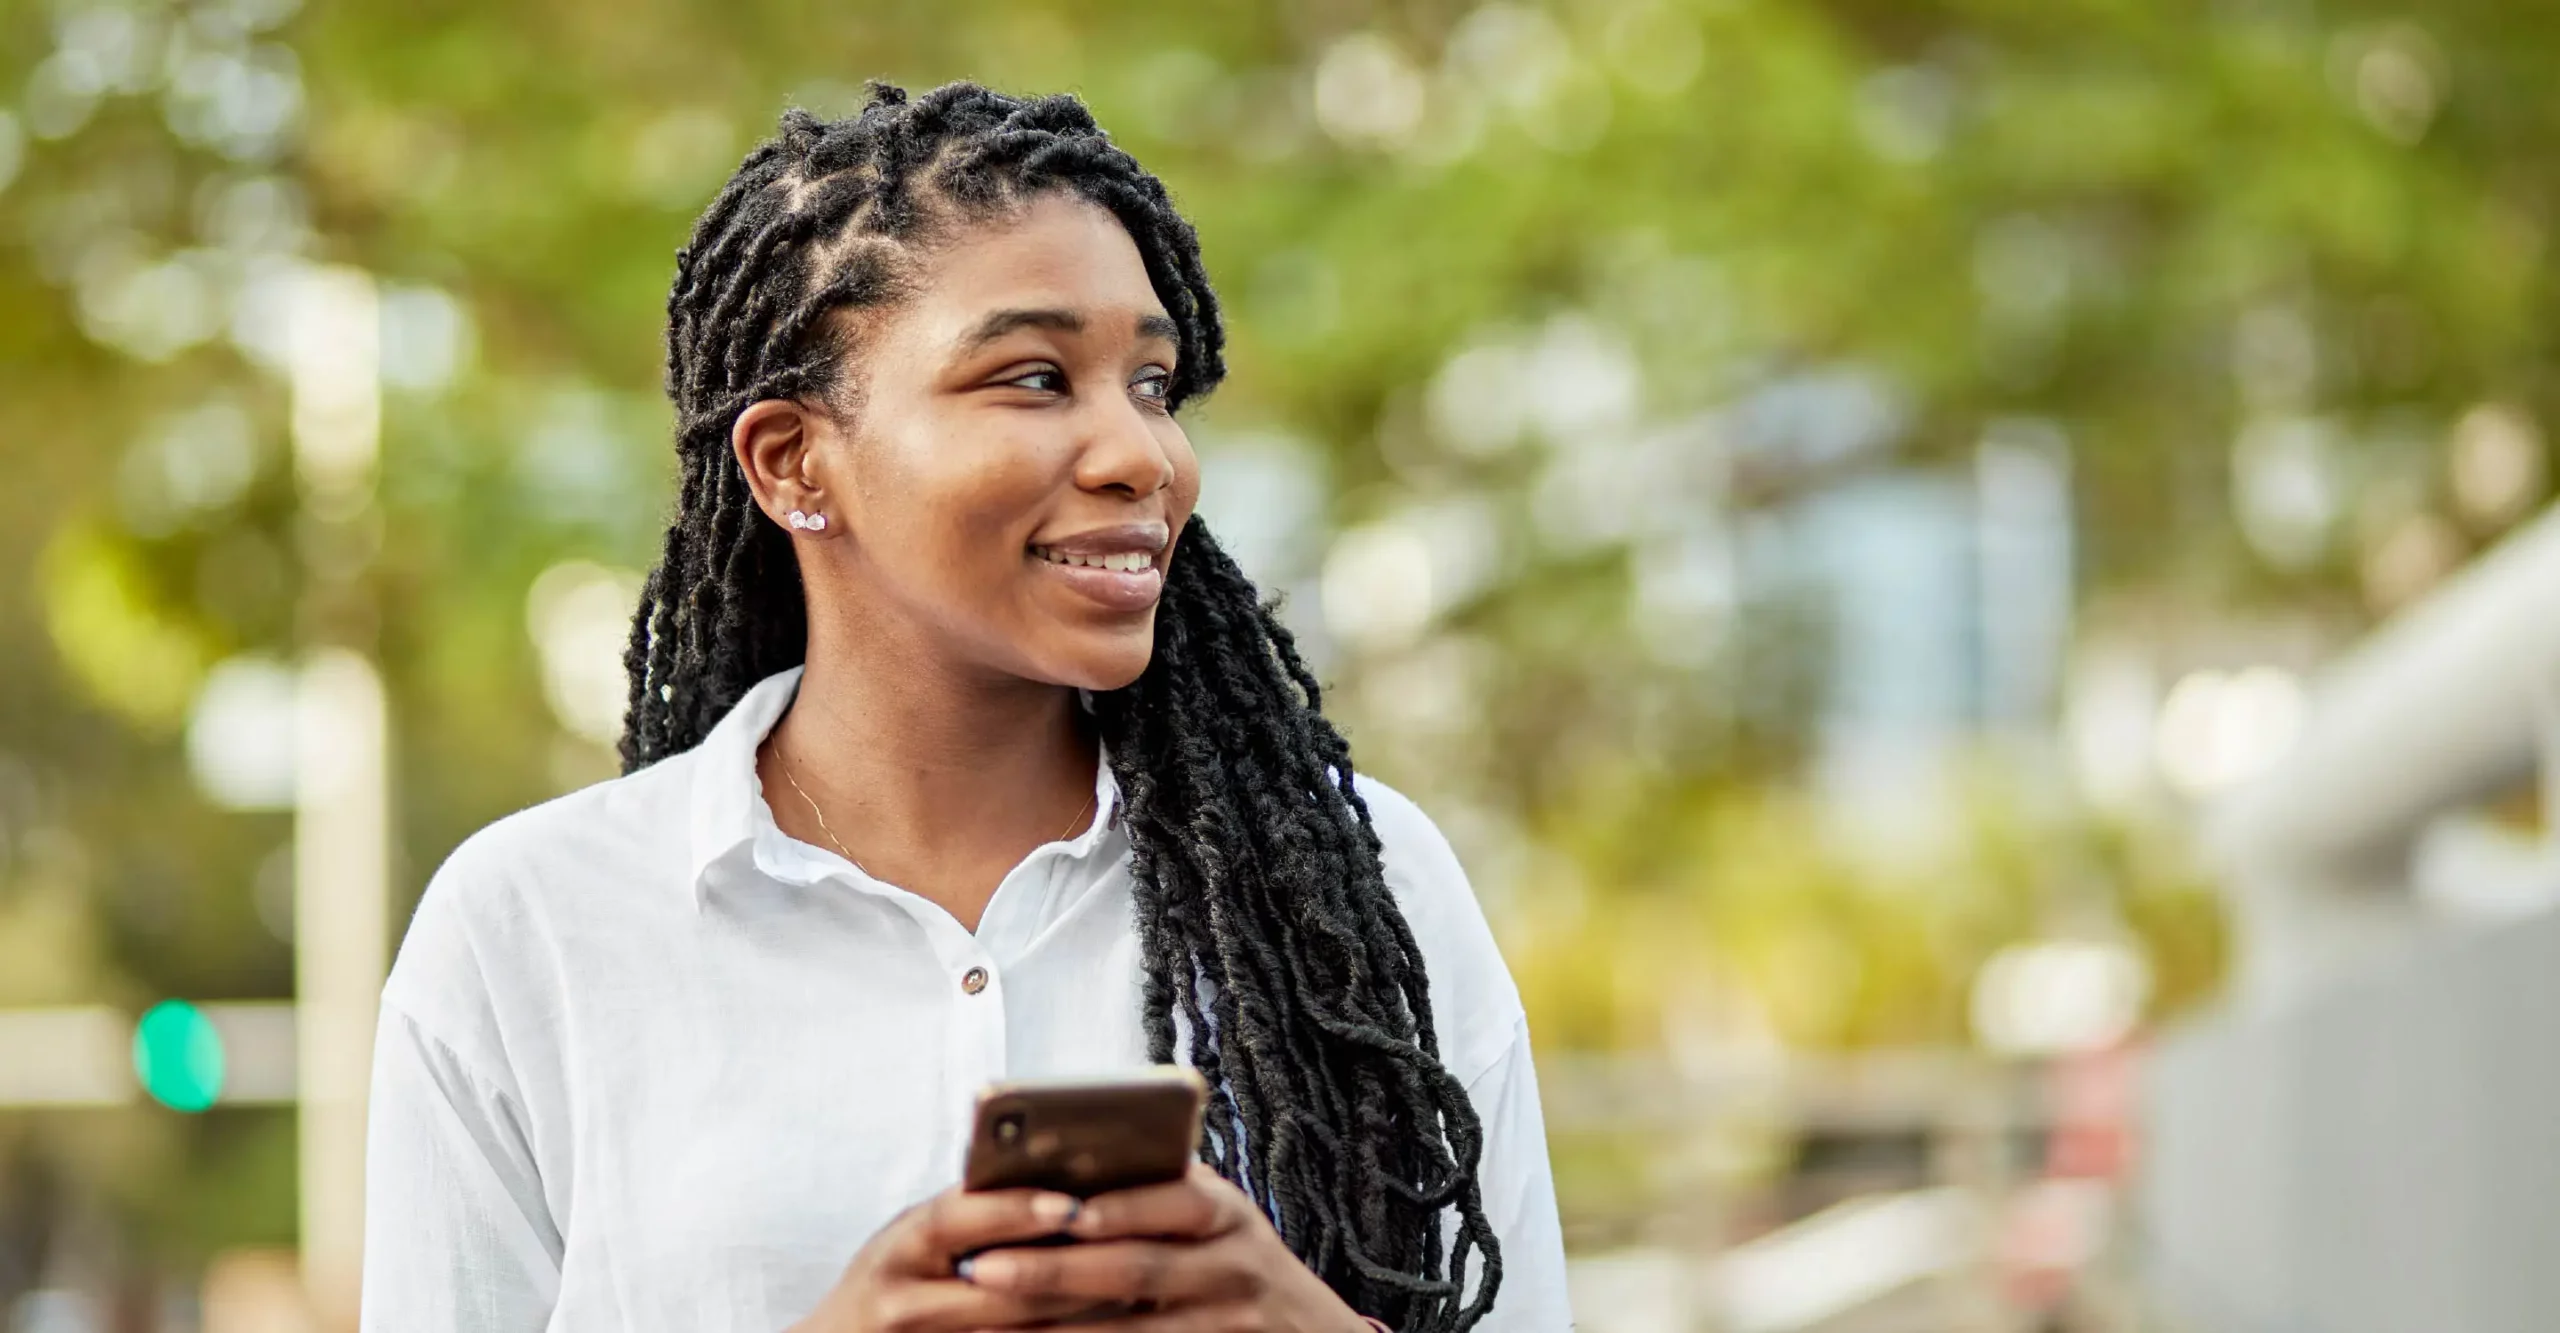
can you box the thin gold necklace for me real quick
[772,738,1097,878]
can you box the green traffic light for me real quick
[133,1000,225,1112]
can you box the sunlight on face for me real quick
[809,193,1201,691]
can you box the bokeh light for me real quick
[132,999,225,1114]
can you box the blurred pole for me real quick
[289,265,386,1331]
[295,651,384,1326]
[1931,1067,2018,1333]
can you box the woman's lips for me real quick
[1029,544,1165,612]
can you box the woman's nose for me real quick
[1074,396,1177,498]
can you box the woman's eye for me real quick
[1131,370,1173,406]
[1001,366,1067,393]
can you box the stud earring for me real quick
[787,510,827,532]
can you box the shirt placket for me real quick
[911,907,1008,1176]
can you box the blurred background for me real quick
[5,0,2559,1328]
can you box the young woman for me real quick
[362,82,1569,1332]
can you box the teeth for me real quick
[1033,546,1155,572]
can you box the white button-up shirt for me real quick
[362,666,1572,1330]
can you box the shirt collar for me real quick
[682,665,1125,909]
[685,666,807,902]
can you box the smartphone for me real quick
[963,1066,1209,1198]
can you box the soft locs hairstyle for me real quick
[618,82,1501,1330]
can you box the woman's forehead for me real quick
[902,194,1169,349]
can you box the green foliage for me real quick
[1506,764,2226,1053]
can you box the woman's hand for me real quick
[954,1163,1374,1332]
[789,1185,1110,1332]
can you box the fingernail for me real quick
[955,1258,977,1283]
[1035,1194,1080,1227]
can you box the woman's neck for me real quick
[758,627,1096,930]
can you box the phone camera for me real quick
[994,1112,1026,1144]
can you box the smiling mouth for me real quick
[1026,532,1168,613]
[1030,545,1157,573]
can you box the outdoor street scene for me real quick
[3,0,2556,1328]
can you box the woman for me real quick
[363,82,1569,1332]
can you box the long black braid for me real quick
[618,82,1502,1330]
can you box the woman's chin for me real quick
[1027,631,1157,695]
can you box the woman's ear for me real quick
[731,399,842,537]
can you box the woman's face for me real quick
[783,192,1200,692]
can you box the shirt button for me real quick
[960,966,990,995]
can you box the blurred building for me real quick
[1750,424,2074,854]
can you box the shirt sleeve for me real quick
[361,997,563,1331]
[1454,1015,1575,1332]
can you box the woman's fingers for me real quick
[860,1278,1102,1332]
[1068,1163,1253,1242]
[1013,1304,1253,1333]
[960,1234,1263,1306]
[890,1187,1083,1274]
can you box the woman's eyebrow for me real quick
[958,307,1083,352]
[954,308,1181,354]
